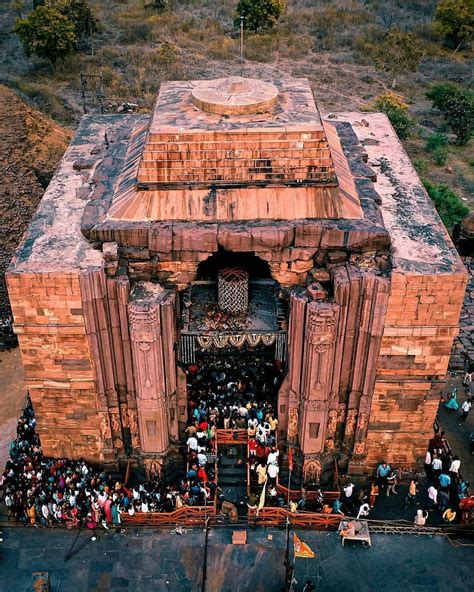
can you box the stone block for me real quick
[295,221,324,247]
[173,224,217,252]
[149,224,172,253]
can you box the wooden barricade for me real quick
[216,429,248,445]
[276,484,340,504]
[122,505,216,527]
[247,507,342,530]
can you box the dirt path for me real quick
[0,348,26,470]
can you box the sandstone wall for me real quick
[6,271,103,462]
[365,269,467,471]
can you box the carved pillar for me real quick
[285,291,308,452]
[299,301,339,466]
[344,272,390,472]
[129,282,174,456]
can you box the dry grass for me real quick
[0,0,472,205]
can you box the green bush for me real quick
[426,82,465,111]
[426,133,449,164]
[431,145,449,165]
[365,92,413,139]
[234,0,285,33]
[422,179,469,234]
[14,5,76,64]
[434,0,474,47]
[413,158,428,175]
[426,132,448,152]
[426,83,474,145]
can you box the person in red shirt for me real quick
[197,466,208,483]
[248,437,257,457]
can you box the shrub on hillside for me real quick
[14,5,76,64]
[426,83,474,145]
[373,28,424,89]
[234,0,285,33]
[365,92,413,139]
[434,0,474,48]
[422,179,469,234]
[426,132,449,165]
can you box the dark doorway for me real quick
[196,248,271,280]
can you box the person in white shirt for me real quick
[449,456,461,474]
[186,436,198,451]
[267,447,279,466]
[427,485,438,506]
[343,482,355,499]
[414,509,428,526]
[267,462,279,484]
[431,454,442,478]
[459,399,472,424]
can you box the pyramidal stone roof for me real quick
[135,77,340,189]
[76,77,368,227]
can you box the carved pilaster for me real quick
[299,302,339,455]
[129,282,174,455]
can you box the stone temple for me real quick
[7,77,467,482]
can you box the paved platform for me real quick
[0,526,473,591]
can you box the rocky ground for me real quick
[0,85,71,319]
[450,257,474,372]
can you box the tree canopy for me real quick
[14,5,76,64]
[235,0,285,33]
[434,0,474,47]
[427,83,474,145]
[374,28,424,89]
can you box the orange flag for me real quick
[288,448,294,473]
[293,532,315,559]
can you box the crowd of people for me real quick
[0,315,17,351]
[0,397,217,529]
[185,358,282,509]
[1,361,472,530]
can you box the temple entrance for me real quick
[179,250,288,509]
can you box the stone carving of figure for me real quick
[287,408,299,444]
[110,412,122,435]
[98,412,111,440]
[144,458,162,480]
[356,412,368,432]
[113,437,123,449]
[304,458,322,484]
[327,409,338,434]
[337,403,345,421]
[307,305,337,351]
[345,409,357,435]
[120,404,130,428]
[128,408,141,450]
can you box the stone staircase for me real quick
[218,453,247,508]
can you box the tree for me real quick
[443,93,474,145]
[47,0,98,37]
[426,83,474,145]
[423,179,469,234]
[426,81,463,111]
[374,28,424,89]
[145,0,169,12]
[235,0,285,33]
[14,5,76,64]
[366,92,413,139]
[434,0,474,48]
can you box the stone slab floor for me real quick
[0,526,473,592]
